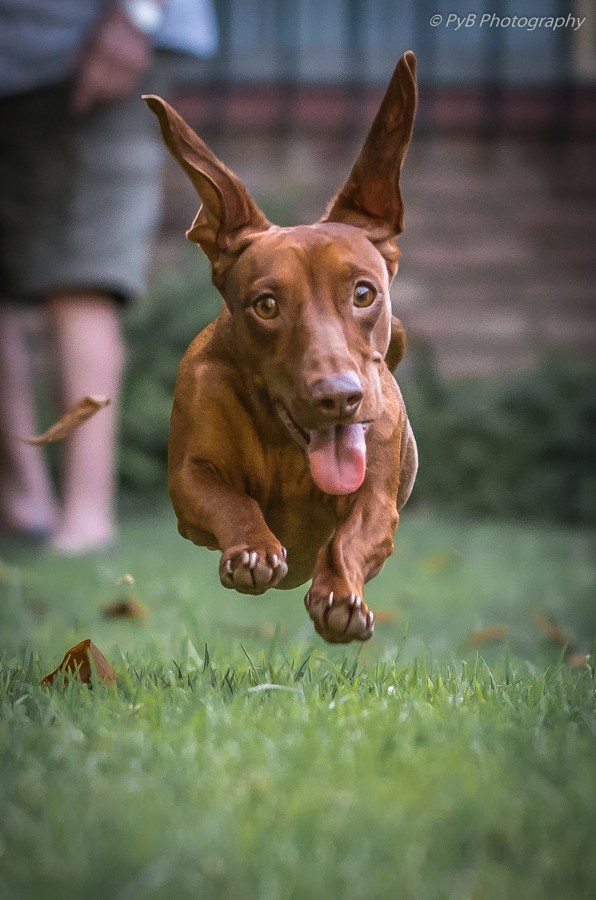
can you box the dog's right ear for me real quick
[321,51,417,279]
[144,95,270,284]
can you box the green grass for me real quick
[1,504,594,899]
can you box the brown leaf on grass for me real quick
[531,610,586,665]
[0,560,13,583]
[24,395,110,445]
[374,609,401,624]
[422,551,462,573]
[102,596,148,620]
[41,639,116,686]
[465,626,511,648]
[566,652,592,670]
[24,597,48,619]
[116,574,135,586]
[532,610,574,648]
[223,622,279,639]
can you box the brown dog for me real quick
[144,51,418,643]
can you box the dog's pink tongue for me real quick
[308,423,367,495]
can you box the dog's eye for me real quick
[253,295,278,319]
[353,283,376,308]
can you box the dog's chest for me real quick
[249,444,337,586]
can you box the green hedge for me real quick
[403,342,596,523]
[121,257,596,524]
[121,249,220,489]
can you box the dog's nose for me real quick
[309,372,363,419]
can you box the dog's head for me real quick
[145,52,417,495]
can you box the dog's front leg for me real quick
[172,460,288,595]
[305,494,399,643]
[305,416,414,643]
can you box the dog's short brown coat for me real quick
[145,51,418,643]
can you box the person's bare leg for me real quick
[48,293,125,553]
[0,305,58,534]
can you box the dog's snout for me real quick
[309,372,363,419]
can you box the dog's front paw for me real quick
[305,584,374,644]
[219,544,288,595]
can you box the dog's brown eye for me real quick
[353,283,376,308]
[253,295,278,319]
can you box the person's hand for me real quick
[71,6,153,114]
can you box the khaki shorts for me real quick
[0,66,167,305]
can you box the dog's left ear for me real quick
[144,94,270,287]
[321,51,417,279]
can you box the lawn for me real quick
[1,502,594,899]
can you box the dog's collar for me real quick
[275,402,310,452]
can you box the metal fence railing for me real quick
[173,0,594,138]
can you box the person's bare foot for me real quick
[0,483,58,538]
[49,519,116,556]
[0,306,58,538]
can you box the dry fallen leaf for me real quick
[465,625,511,648]
[24,395,110,445]
[532,610,573,648]
[422,551,462,573]
[41,638,116,686]
[116,574,135,586]
[531,610,588,665]
[0,560,13,583]
[223,622,278,639]
[566,652,592,670]
[102,596,148,620]
[374,609,400,624]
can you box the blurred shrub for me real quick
[121,259,596,524]
[120,248,220,489]
[404,342,596,523]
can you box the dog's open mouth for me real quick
[276,403,369,496]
